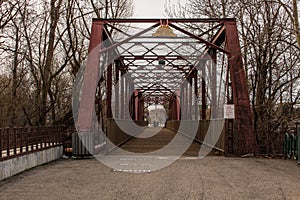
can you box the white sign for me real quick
[224,104,235,119]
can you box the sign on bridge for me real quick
[224,104,235,119]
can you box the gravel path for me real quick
[0,157,300,199]
[0,127,300,199]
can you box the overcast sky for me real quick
[133,0,185,18]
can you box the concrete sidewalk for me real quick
[0,157,300,200]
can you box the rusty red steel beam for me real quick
[98,22,160,54]
[168,23,229,54]
[137,92,144,120]
[104,23,131,37]
[126,41,202,44]
[209,25,226,46]
[144,95,174,102]
[93,18,237,23]
[134,77,182,83]
[135,81,181,86]
[134,80,182,85]
[224,21,256,155]
[198,23,223,38]
[201,61,207,120]
[189,25,226,77]
[122,55,209,60]
[77,22,104,132]
[195,25,227,65]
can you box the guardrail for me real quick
[0,126,65,161]
[72,119,148,156]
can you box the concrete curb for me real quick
[0,146,63,181]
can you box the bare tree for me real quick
[0,0,133,127]
[0,1,19,30]
[276,0,300,49]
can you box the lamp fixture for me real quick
[152,20,177,37]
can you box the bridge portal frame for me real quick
[76,18,257,156]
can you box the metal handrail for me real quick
[0,126,66,161]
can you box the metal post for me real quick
[210,49,217,119]
[194,71,198,120]
[130,82,135,119]
[107,64,112,119]
[169,99,173,120]
[115,60,120,119]
[124,77,128,120]
[120,70,125,119]
[185,82,189,120]
[176,90,180,121]
[172,95,177,120]
[225,20,256,155]
[77,21,103,132]
[202,67,207,120]
[138,92,144,121]
[180,85,184,120]
[189,76,193,120]
[134,90,139,121]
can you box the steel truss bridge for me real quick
[75,18,256,156]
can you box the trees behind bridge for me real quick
[0,0,133,127]
[0,0,299,154]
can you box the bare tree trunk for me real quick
[9,21,19,127]
[40,0,62,125]
[292,0,300,48]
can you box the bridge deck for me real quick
[112,127,207,157]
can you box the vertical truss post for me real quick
[138,92,144,121]
[180,85,183,120]
[97,82,101,124]
[194,70,198,120]
[128,81,132,119]
[134,90,139,121]
[210,49,217,119]
[185,82,189,120]
[124,77,128,120]
[115,60,120,119]
[188,76,193,120]
[120,70,125,119]
[129,82,135,120]
[176,90,181,121]
[201,65,207,120]
[169,99,173,120]
[182,83,186,120]
[107,64,113,119]
[172,98,176,120]
[170,93,179,120]
[224,20,256,155]
[77,21,103,132]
